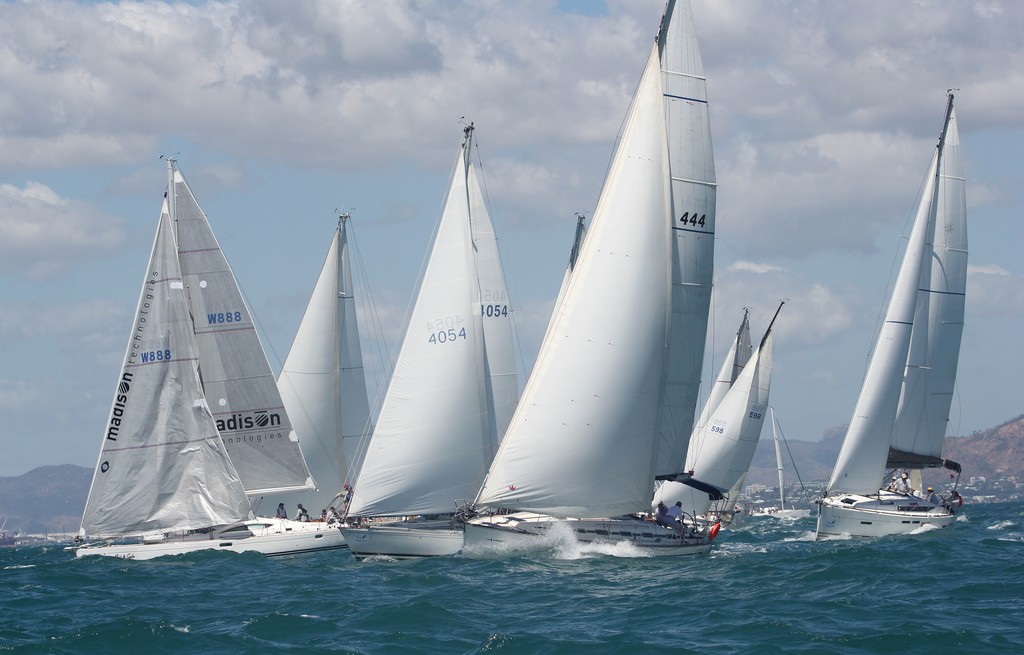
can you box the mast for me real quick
[770,407,785,510]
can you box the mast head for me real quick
[336,209,352,228]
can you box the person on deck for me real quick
[654,502,671,528]
[926,487,942,505]
[275,503,288,519]
[895,472,912,495]
[666,501,684,533]
[294,504,310,522]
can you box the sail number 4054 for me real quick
[428,328,467,344]
[481,304,508,317]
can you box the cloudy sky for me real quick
[1,0,1021,477]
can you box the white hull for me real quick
[462,512,714,557]
[748,508,810,520]
[816,492,957,538]
[73,518,346,560]
[340,519,464,560]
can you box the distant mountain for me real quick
[0,465,91,536]
[741,414,1024,490]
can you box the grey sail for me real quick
[169,162,314,495]
[80,200,251,538]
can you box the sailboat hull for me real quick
[816,492,957,538]
[340,520,464,560]
[462,513,713,557]
[73,518,346,560]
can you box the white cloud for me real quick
[0,182,127,278]
[967,263,1024,317]
[729,261,786,274]
[713,262,855,349]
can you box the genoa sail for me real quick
[80,197,251,538]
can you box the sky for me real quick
[1,0,1022,477]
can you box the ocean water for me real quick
[2,502,1022,655]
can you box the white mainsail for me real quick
[474,42,671,518]
[827,96,964,495]
[276,214,372,513]
[655,0,717,476]
[80,199,251,538]
[169,162,313,496]
[347,127,516,518]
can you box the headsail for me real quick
[347,127,514,518]
[80,199,251,538]
[277,214,373,512]
[475,43,671,518]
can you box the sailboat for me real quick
[747,408,810,519]
[270,212,372,529]
[655,306,779,525]
[339,124,518,559]
[73,159,344,559]
[816,93,967,538]
[462,0,718,557]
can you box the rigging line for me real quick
[342,217,393,485]
[774,412,807,491]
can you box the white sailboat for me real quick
[74,159,343,560]
[462,0,718,557]
[816,93,966,538]
[339,124,518,559]
[748,408,810,519]
[269,212,372,531]
[655,306,778,524]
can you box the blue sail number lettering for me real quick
[141,349,172,363]
[208,311,243,324]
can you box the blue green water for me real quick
[2,502,1022,654]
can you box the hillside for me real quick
[0,464,92,536]
[745,414,1024,489]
